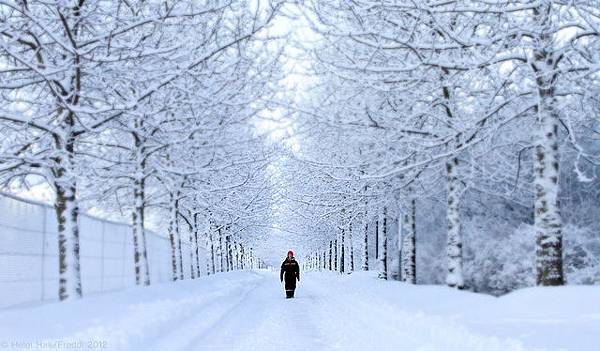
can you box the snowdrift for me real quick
[0,270,597,351]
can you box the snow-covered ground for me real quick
[0,270,598,351]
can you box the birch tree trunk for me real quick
[224,234,230,272]
[206,232,214,275]
[442,72,464,289]
[131,123,151,286]
[340,228,345,274]
[207,219,216,275]
[189,222,196,279]
[378,208,388,280]
[227,234,234,272]
[445,156,464,288]
[361,186,369,271]
[219,228,224,273]
[54,5,84,300]
[401,198,417,284]
[375,219,380,262]
[234,243,241,270]
[131,172,150,286]
[348,221,355,272]
[193,214,201,277]
[175,203,184,280]
[334,239,338,271]
[168,192,179,281]
[362,218,369,271]
[317,251,321,271]
[329,240,333,270]
[532,4,564,286]
[55,160,82,300]
[238,243,242,270]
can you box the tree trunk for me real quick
[218,228,224,273]
[334,239,338,271]
[175,204,184,280]
[532,4,564,286]
[193,214,201,277]
[168,193,179,281]
[235,243,238,270]
[240,244,245,270]
[445,156,464,288]
[132,174,151,286]
[55,6,83,302]
[361,188,369,271]
[328,240,333,270]
[206,232,214,275]
[224,234,230,272]
[227,234,233,272]
[362,219,369,271]
[378,208,388,280]
[207,219,216,275]
[131,127,150,286]
[131,190,144,284]
[445,155,464,288]
[238,242,241,270]
[340,228,345,274]
[401,198,417,284]
[55,178,82,300]
[317,251,321,270]
[375,219,379,261]
[189,220,196,279]
[348,221,355,272]
[442,71,464,289]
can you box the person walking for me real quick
[280,250,300,298]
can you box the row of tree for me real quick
[303,206,414,283]
[0,0,283,300]
[285,0,600,289]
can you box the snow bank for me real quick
[0,270,597,351]
[309,271,600,351]
[0,271,263,351]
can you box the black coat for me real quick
[280,257,300,290]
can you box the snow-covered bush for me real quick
[416,243,446,285]
[563,225,600,285]
[464,223,600,295]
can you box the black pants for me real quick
[284,280,296,298]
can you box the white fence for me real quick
[0,192,206,309]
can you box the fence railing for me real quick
[0,192,205,309]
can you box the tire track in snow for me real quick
[186,271,329,351]
[66,271,265,351]
[146,272,266,351]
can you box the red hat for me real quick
[287,250,294,257]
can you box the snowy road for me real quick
[185,272,328,351]
[0,270,598,351]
